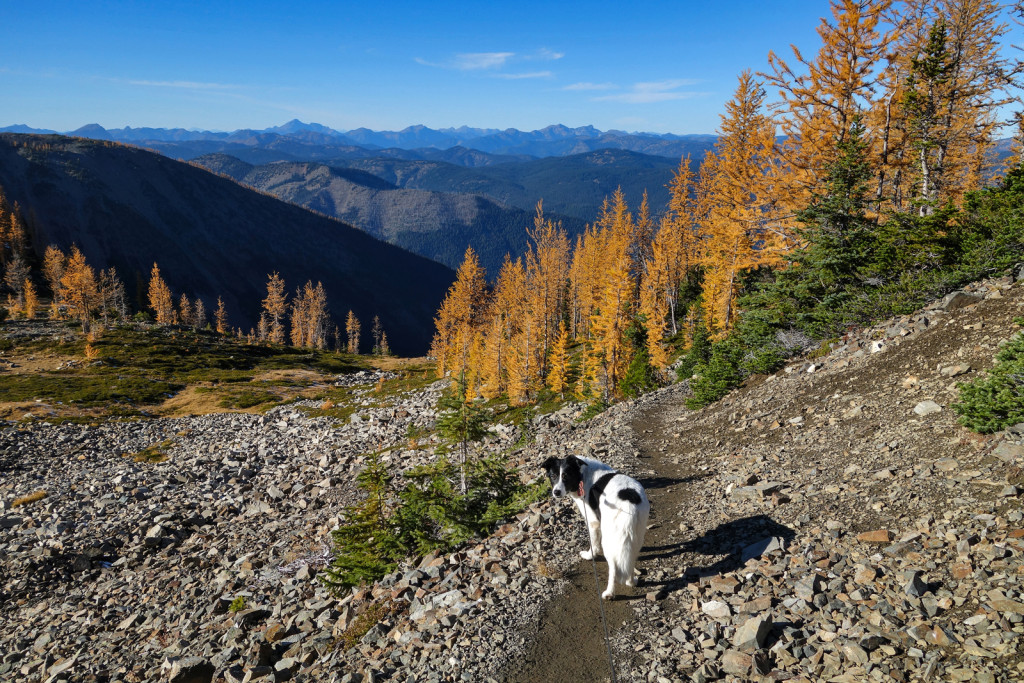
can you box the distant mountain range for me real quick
[0,120,717,165]
[0,134,454,355]
[0,122,712,263]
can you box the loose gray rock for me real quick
[913,400,942,416]
[733,615,771,652]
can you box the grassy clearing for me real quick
[0,322,373,420]
[218,388,282,410]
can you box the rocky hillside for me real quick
[1,274,1023,683]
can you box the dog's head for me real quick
[542,455,584,500]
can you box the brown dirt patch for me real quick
[0,350,80,375]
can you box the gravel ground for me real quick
[1,275,1023,682]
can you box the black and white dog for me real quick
[542,455,650,599]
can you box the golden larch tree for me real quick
[545,320,572,396]
[524,203,570,379]
[346,310,361,354]
[214,297,229,335]
[291,281,330,349]
[23,279,38,319]
[764,0,895,207]
[147,263,174,324]
[42,245,66,318]
[698,72,792,337]
[495,256,532,403]
[586,189,637,397]
[891,0,1014,213]
[178,293,192,328]
[639,156,702,367]
[60,246,98,332]
[589,226,634,397]
[262,272,288,344]
[431,247,487,381]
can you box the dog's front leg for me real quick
[581,519,601,560]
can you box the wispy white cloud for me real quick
[563,81,617,91]
[454,52,515,70]
[529,48,564,61]
[127,79,240,90]
[415,48,563,73]
[416,52,515,71]
[494,71,553,80]
[593,79,702,103]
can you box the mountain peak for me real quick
[267,119,340,136]
[71,123,111,139]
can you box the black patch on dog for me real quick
[618,488,642,505]
[541,457,559,483]
[588,472,618,519]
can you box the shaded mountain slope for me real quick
[339,148,685,222]
[194,155,587,275]
[0,134,455,355]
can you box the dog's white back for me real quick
[543,455,650,599]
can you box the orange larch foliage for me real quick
[42,245,66,318]
[525,202,570,380]
[23,279,38,319]
[476,256,521,399]
[147,263,174,324]
[639,156,700,368]
[765,0,896,207]
[887,0,1014,213]
[214,297,229,335]
[545,319,571,396]
[697,72,793,338]
[290,281,330,349]
[178,293,192,328]
[586,189,636,397]
[262,272,289,344]
[61,246,98,333]
[431,247,487,382]
[346,310,361,354]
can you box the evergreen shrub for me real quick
[954,330,1024,433]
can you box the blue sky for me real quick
[3,1,1021,135]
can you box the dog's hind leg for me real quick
[623,505,650,588]
[600,514,626,599]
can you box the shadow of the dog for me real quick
[638,514,796,597]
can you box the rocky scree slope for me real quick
[606,272,1024,683]
[0,364,641,683]
[1,274,1024,682]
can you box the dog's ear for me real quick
[541,456,558,474]
[566,455,583,470]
